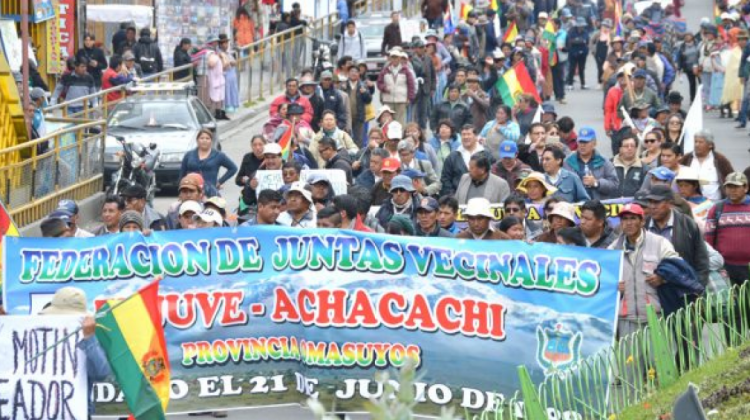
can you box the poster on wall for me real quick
[46,0,62,74]
[156,0,238,67]
[32,0,56,23]
[58,0,76,60]
[0,20,23,72]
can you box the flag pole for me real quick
[23,276,164,367]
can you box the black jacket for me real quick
[375,196,419,228]
[339,80,373,124]
[381,23,402,54]
[325,153,353,184]
[412,54,436,98]
[173,48,193,80]
[613,158,649,198]
[76,47,107,85]
[134,36,164,74]
[430,101,472,133]
[646,210,709,286]
[439,149,493,197]
[235,153,264,206]
[320,86,347,130]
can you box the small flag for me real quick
[460,2,473,20]
[524,106,543,145]
[680,85,703,154]
[490,0,498,12]
[494,62,541,107]
[96,280,171,420]
[503,21,519,43]
[542,20,558,66]
[277,119,294,161]
[614,0,623,37]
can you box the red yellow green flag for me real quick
[494,62,541,107]
[460,2,473,20]
[543,20,558,66]
[502,21,518,43]
[95,280,170,420]
[277,119,294,161]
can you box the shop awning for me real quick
[86,5,153,28]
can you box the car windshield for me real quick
[358,24,390,38]
[108,101,196,130]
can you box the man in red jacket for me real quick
[270,78,314,124]
[604,70,626,137]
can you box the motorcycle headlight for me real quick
[160,152,184,163]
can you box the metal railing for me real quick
[487,282,750,420]
[3,119,107,227]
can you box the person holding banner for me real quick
[375,175,420,229]
[277,181,316,228]
[536,201,577,244]
[414,197,454,238]
[40,287,112,416]
[240,189,282,226]
[516,171,558,205]
[456,197,509,240]
[578,200,618,249]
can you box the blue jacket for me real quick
[655,258,705,316]
[547,168,590,203]
[80,336,112,414]
[563,151,620,200]
[337,0,349,22]
[428,136,460,153]
[180,149,239,197]
[659,53,676,87]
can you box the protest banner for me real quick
[3,228,622,415]
[256,169,348,196]
[0,316,88,420]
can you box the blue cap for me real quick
[499,141,518,158]
[389,175,415,193]
[57,199,79,215]
[402,168,426,179]
[577,126,597,142]
[47,209,73,225]
[416,197,439,212]
[561,9,572,17]
[541,102,556,115]
[649,166,676,182]
[633,69,648,79]
[306,173,330,185]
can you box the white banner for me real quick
[0,316,88,420]
[256,169,348,197]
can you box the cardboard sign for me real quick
[0,316,88,420]
[256,169,348,196]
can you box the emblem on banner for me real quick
[536,323,583,376]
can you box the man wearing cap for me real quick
[278,181,316,228]
[94,195,125,235]
[706,172,750,285]
[377,48,416,126]
[432,83,472,131]
[270,78,314,125]
[338,20,366,61]
[319,71,348,131]
[645,184,709,285]
[457,197,509,240]
[375,174,420,229]
[119,210,145,232]
[492,140,532,188]
[41,215,73,238]
[122,50,143,78]
[177,200,202,229]
[563,126,620,200]
[165,173,205,230]
[398,140,441,196]
[57,199,94,237]
[307,173,334,211]
[464,74,490,129]
[299,76,325,132]
[410,38,436,130]
[40,287,112,416]
[120,184,166,232]
[610,203,680,336]
[193,208,223,228]
[371,157,401,206]
[618,69,661,119]
[566,16,591,90]
[414,197,453,238]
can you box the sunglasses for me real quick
[644,139,657,144]
[392,188,408,194]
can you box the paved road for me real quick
[105,1,741,419]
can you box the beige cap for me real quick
[40,287,88,315]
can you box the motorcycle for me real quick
[107,136,161,205]
[311,37,338,80]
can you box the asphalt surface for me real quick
[95,0,745,418]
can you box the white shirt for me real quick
[689,152,720,200]
[74,227,94,238]
[457,144,486,167]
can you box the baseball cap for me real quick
[40,287,88,315]
[389,175,415,193]
[402,168,426,179]
[30,87,47,101]
[320,70,333,79]
[193,208,223,226]
[381,157,401,173]
[416,197,439,212]
[541,102,557,115]
[307,173,331,185]
[263,143,282,155]
[386,121,403,140]
[633,190,649,207]
[57,199,79,215]
[179,200,203,216]
[633,69,648,79]
[204,196,228,214]
[179,173,205,192]
[724,171,748,187]
[649,166,676,182]
[577,126,597,142]
[122,51,136,61]
[40,217,69,238]
[499,141,518,159]
[619,203,644,218]
[646,184,674,202]
[47,209,73,225]
[538,12,549,19]
[285,181,313,204]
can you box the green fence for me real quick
[466,282,750,420]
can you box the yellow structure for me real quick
[0,49,28,153]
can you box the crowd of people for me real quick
[17,0,750,417]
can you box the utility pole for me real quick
[20,0,30,134]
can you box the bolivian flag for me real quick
[495,62,541,107]
[542,20,557,66]
[502,21,518,43]
[277,119,294,161]
[96,280,170,420]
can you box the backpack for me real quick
[139,43,157,73]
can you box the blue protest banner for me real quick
[3,227,623,415]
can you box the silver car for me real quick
[104,95,218,190]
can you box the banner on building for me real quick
[0,315,89,420]
[57,0,75,60]
[32,0,56,23]
[3,228,622,415]
[45,0,62,74]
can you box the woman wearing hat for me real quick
[675,166,708,210]
[535,202,577,244]
[516,171,557,205]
